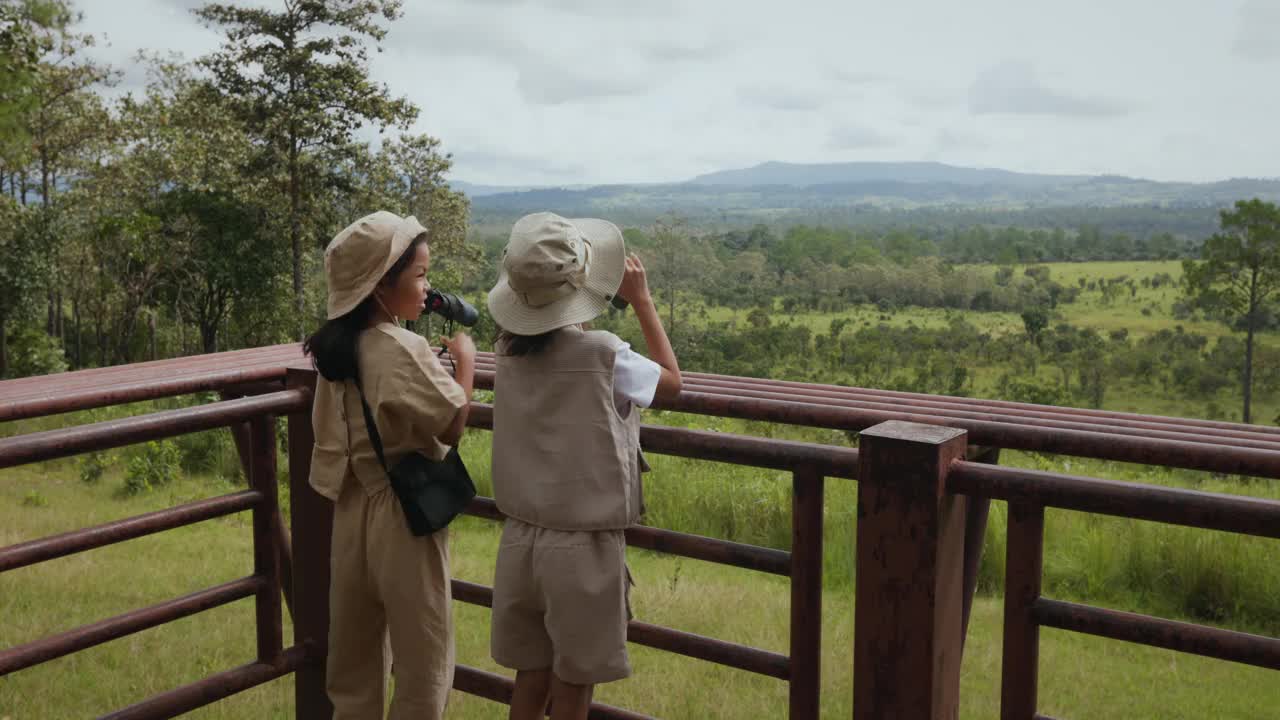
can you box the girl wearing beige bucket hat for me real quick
[303,210,475,720]
[486,212,682,720]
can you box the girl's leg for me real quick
[510,669,552,720]
[327,482,387,719]
[549,676,594,720]
[372,489,454,720]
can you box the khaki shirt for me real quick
[309,322,467,501]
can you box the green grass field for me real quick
[694,260,1280,423]
[705,260,1252,342]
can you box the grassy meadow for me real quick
[3,449,1280,719]
[697,260,1279,423]
[3,259,1280,717]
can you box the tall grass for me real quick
[4,470,1279,719]
[6,393,1278,634]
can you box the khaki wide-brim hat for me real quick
[325,211,428,319]
[488,211,626,336]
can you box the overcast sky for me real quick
[77,0,1280,186]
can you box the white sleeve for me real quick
[612,344,663,413]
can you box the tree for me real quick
[0,198,48,376]
[646,215,717,339]
[196,0,418,338]
[1,1,112,350]
[69,58,266,363]
[327,133,475,292]
[1020,308,1049,347]
[0,0,111,369]
[0,0,67,167]
[157,188,278,353]
[1183,199,1280,423]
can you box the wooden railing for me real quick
[1,343,1278,718]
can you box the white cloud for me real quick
[737,84,826,112]
[827,125,895,150]
[67,0,1280,185]
[539,0,680,17]
[1234,0,1280,61]
[969,60,1131,117]
[515,55,652,104]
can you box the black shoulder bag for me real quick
[353,380,476,536]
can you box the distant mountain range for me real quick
[686,161,1089,187]
[456,161,1280,231]
[451,180,597,197]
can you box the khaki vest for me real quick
[492,327,643,531]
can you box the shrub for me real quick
[79,452,110,485]
[21,490,48,508]
[122,440,182,496]
[173,428,240,477]
[7,324,68,378]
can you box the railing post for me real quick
[249,414,282,664]
[223,388,295,616]
[790,466,823,720]
[961,445,1001,650]
[286,368,333,718]
[854,420,968,720]
[1000,502,1044,720]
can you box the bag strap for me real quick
[352,376,392,474]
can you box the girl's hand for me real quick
[616,253,652,306]
[440,332,475,365]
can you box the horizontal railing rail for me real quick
[0,403,299,718]
[0,490,263,572]
[0,345,303,422]
[956,457,1280,719]
[4,347,1280,719]
[0,389,310,468]
[948,460,1280,539]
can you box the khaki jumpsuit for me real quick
[309,322,467,719]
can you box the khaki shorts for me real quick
[490,518,632,685]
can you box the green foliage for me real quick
[6,322,67,377]
[0,200,51,377]
[20,488,48,507]
[0,0,92,165]
[1020,308,1050,346]
[326,133,477,294]
[996,374,1070,406]
[155,187,281,353]
[195,0,419,334]
[1183,198,1280,422]
[78,451,108,484]
[172,427,240,479]
[122,440,182,496]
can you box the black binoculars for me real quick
[425,290,479,327]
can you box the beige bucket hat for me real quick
[487,211,626,335]
[324,211,429,319]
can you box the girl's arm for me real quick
[617,253,682,402]
[438,332,476,446]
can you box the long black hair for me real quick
[304,235,427,382]
[495,328,558,357]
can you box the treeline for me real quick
[0,0,477,378]
[470,223,1091,318]
[711,222,1196,266]
[471,194,1226,242]
[593,309,1280,424]
[470,220,1188,321]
